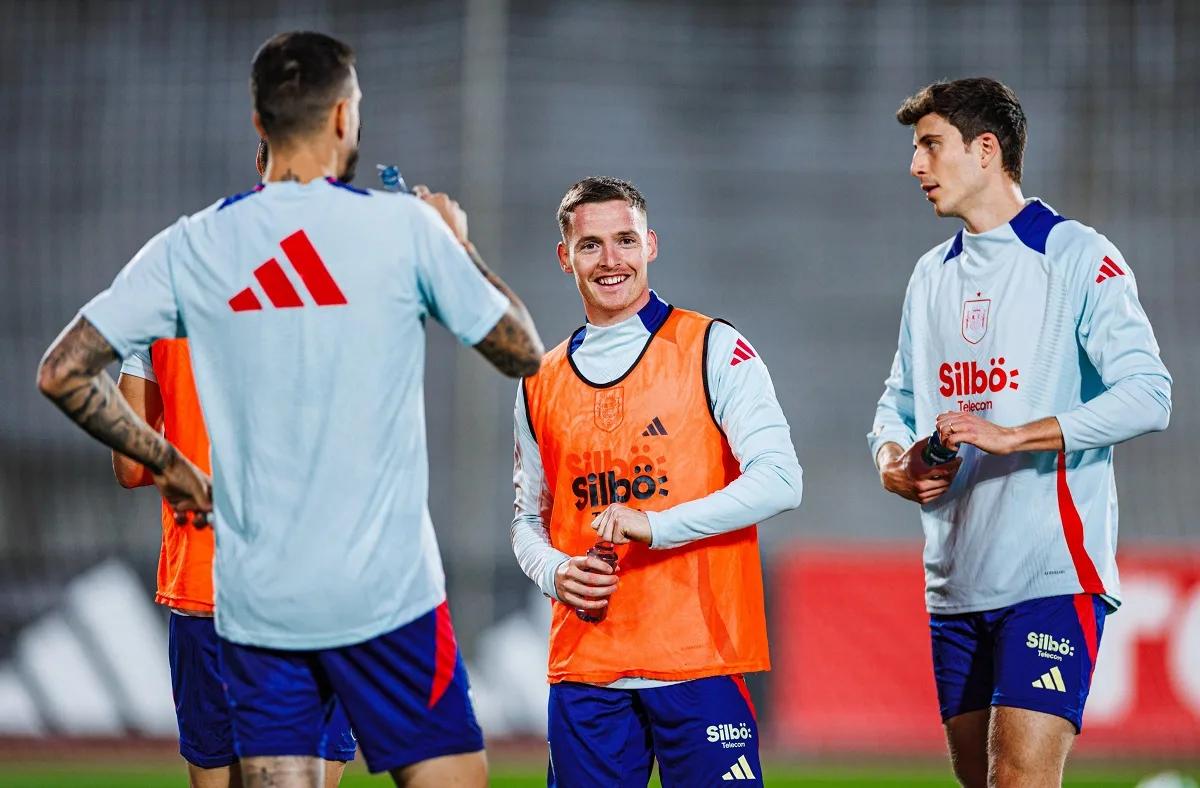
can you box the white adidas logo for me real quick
[722,754,757,781]
[1032,666,1067,692]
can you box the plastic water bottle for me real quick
[575,541,618,624]
[921,429,958,466]
[376,164,409,193]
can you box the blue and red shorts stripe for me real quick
[170,613,355,769]
[220,601,482,774]
[548,675,763,787]
[931,593,1108,732]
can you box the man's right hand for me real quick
[154,450,214,527]
[554,555,619,612]
[412,184,469,246]
[877,439,962,505]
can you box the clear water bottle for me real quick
[921,429,959,466]
[376,164,410,193]
[575,541,618,624]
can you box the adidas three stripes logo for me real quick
[229,230,347,312]
[730,339,757,366]
[1095,255,1126,284]
[642,417,669,437]
[1032,666,1067,692]
[722,755,757,781]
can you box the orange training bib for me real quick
[149,339,215,611]
[523,308,770,684]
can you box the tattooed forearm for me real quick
[463,243,545,378]
[241,756,323,788]
[476,314,544,378]
[37,317,178,474]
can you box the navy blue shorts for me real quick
[930,593,1108,732]
[548,675,761,788]
[219,601,483,774]
[169,613,355,769]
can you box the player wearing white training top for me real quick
[37,31,544,788]
[513,177,802,787]
[870,78,1171,788]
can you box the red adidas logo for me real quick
[730,338,757,366]
[1095,255,1126,284]
[229,230,347,312]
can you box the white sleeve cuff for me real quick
[646,510,668,549]
[119,351,157,383]
[868,427,915,465]
[541,553,570,602]
[459,290,510,347]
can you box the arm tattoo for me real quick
[37,317,177,474]
[476,314,544,378]
[463,243,545,378]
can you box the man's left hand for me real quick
[591,503,653,545]
[935,411,1018,455]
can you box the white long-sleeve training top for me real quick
[870,199,1172,614]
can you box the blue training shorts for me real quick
[219,601,483,774]
[548,674,762,788]
[930,593,1108,732]
[169,613,355,769]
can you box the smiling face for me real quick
[558,199,657,327]
[910,112,992,220]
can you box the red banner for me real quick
[771,545,1200,755]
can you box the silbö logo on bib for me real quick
[568,444,670,515]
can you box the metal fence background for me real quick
[0,0,1196,737]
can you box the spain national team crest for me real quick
[594,388,624,432]
[961,298,991,344]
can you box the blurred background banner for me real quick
[773,548,1200,755]
[0,0,1197,769]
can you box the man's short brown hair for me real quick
[251,31,356,146]
[896,77,1027,184]
[557,176,647,238]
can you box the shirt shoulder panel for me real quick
[1009,199,1067,254]
[941,230,964,263]
[217,184,265,211]
[1045,218,1111,266]
[704,319,748,372]
[704,319,773,429]
[324,177,372,196]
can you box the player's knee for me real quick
[948,758,988,788]
[987,751,1063,788]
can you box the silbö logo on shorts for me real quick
[708,722,753,749]
[1026,631,1076,661]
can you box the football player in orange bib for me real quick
[111,140,355,788]
[511,177,804,787]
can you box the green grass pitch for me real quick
[1,762,1195,787]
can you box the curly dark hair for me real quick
[896,78,1027,183]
